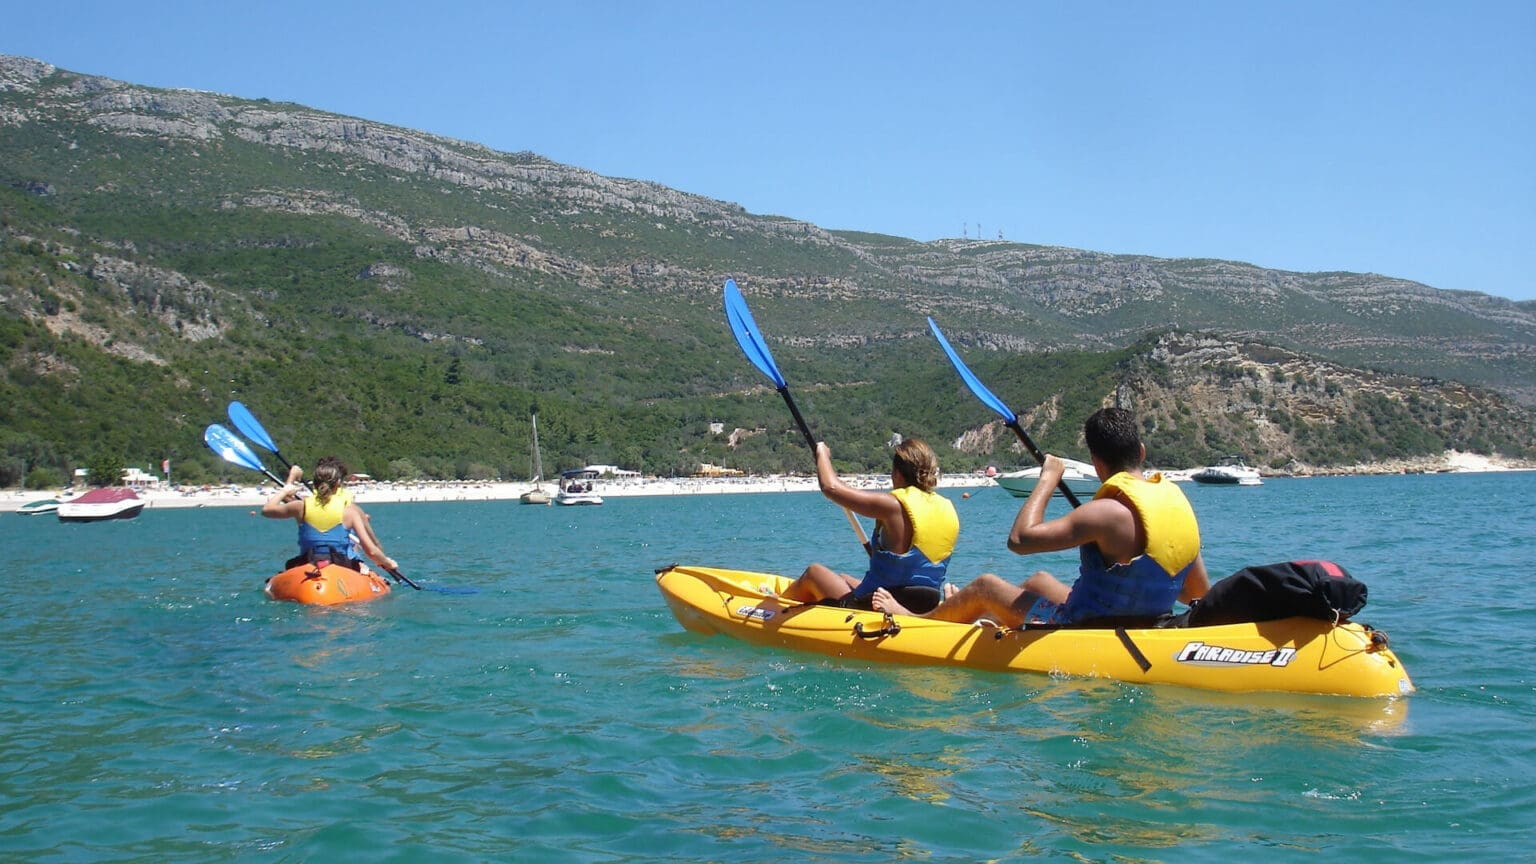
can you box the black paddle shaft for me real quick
[779,387,819,454]
[1006,420,1083,508]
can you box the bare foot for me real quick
[871,587,913,616]
[943,583,958,600]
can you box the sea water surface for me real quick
[2,472,1533,862]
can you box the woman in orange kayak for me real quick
[261,455,397,573]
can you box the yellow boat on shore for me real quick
[655,565,1413,698]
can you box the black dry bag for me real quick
[1180,560,1367,627]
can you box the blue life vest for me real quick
[1052,471,1200,623]
[851,486,960,599]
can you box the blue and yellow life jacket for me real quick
[297,488,357,561]
[851,486,960,599]
[1055,471,1200,622]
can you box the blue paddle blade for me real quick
[204,423,267,473]
[724,279,787,389]
[227,401,279,454]
[928,317,1017,424]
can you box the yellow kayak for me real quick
[656,565,1414,698]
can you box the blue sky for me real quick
[5,1,1533,300]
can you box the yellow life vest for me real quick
[1046,471,1202,623]
[854,486,960,597]
[889,486,959,565]
[302,487,354,533]
[1093,471,1200,575]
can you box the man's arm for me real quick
[1178,553,1210,603]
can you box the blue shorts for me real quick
[1024,595,1072,625]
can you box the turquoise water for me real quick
[2,473,1533,862]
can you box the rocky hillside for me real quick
[1114,333,1534,470]
[2,54,1534,484]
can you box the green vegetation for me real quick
[2,59,1533,487]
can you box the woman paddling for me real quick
[261,456,398,573]
[778,438,959,613]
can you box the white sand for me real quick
[4,449,1530,513]
[0,473,998,512]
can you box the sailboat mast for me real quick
[530,413,544,483]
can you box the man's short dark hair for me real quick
[1084,407,1141,471]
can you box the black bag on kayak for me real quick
[1171,560,1367,627]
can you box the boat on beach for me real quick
[655,564,1413,697]
[1193,457,1263,486]
[556,468,604,506]
[993,457,1101,498]
[56,487,144,522]
[18,497,62,516]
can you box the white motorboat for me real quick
[18,497,62,516]
[555,469,604,506]
[993,457,1101,498]
[56,487,145,522]
[1192,457,1263,486]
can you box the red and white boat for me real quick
[56,487,145,522]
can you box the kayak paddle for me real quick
[723,278,870,549]
[386,566,477,595]
[927,317,1083,508]
[204,423,286,486]
[228,401,299,474]
[384,566,422,590]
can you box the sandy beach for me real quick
[3,449,1531,513]
[0,473,1000,513]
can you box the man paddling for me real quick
[875,407,1208,626]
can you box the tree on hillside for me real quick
[86,452,127,487]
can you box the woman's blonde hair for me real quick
[312,455,348,506]
[891,438,940,492]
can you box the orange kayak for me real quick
[264,563,392,605]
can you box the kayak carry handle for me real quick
[851,613,902,640]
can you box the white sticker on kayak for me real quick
[737,605,777,622]
[1176,641,1297,668]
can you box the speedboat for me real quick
[1192,458,1263,486]
[556,468,604,506]
[18,497,61,516]
[56,487,145,522]
[993,457,1101,498]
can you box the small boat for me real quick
[655,565,1413,697]
[18,497,61,516]
[56,487,144,522]
[265,562,393,605]
[993,457,1101,498]
[520,412,550,505]
[556,468,604,506]
[1193,457,1263,486]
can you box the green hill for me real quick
[2,54,1534,488]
